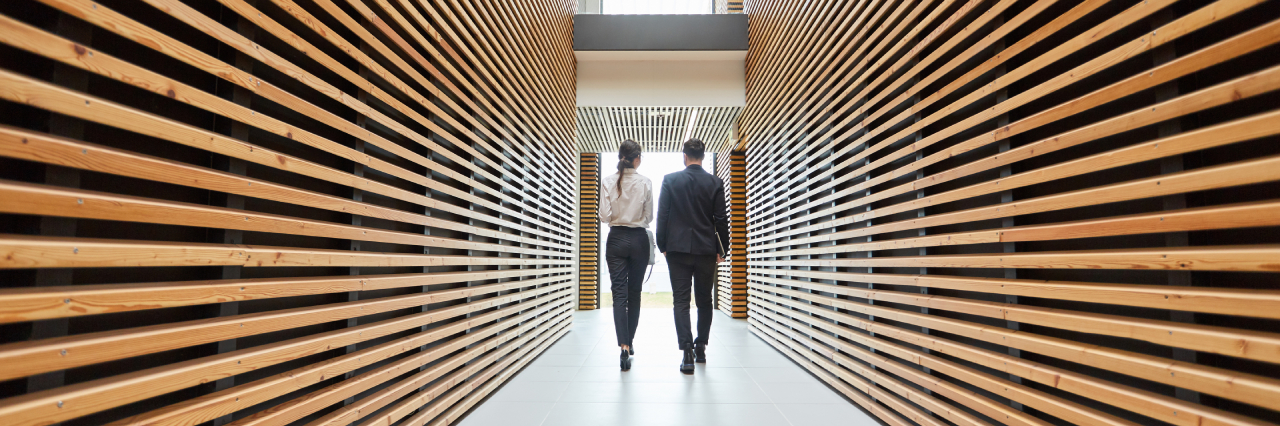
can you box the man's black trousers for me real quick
[667,252,715,350]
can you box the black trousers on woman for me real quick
[605,226,647,347]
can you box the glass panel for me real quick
[603,0,713,14]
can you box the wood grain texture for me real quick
[740,0,1280,425]
[0,0,576,424]
[580,153,600,309]
[715,152,747,317]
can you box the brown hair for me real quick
[616,139,641,194]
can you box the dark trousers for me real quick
[605,227,647,347]
[668,252,715,349]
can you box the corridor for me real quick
[2,0,1277,425]
[458,309,877,426]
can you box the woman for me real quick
[599,140,652,371]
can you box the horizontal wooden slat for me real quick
[0,127,563,250]
[0,266,569,324]
[0,235,570,269]
[0,278,569,382]
[1,288,570,426]
[0,0,576,423]
[740,0,1280,424]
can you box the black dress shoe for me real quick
[679,349,696,374]
[694,343,706,363]
[629,345,634,355]
[620,348,632,371]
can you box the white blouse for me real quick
[599,169,653,228]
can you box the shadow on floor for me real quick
[455,309,880,426]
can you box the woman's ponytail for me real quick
[616,139,641,195]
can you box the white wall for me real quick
[576,51,746,107]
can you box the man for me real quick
[656,138,730,374]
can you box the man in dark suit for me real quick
[657,139,730,373]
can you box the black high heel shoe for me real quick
[620,348,632,371]
[629,345,635,355]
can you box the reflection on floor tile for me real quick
[512,366,581,382]
[456,309,878,426]
[776,403,882,426]
[458,401,555,426]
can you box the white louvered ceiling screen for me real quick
[576,106,742,153]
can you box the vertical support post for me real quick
[989,14,1025,412]
[579,153,600,309]
[1150,8,1202,405]
[717,151,748,317]
[26,11,94,403]
[207,4,255,424]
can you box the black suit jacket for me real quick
[657,164,729,256]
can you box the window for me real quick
[603,0,712,14]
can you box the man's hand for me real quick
[716,254,724,264]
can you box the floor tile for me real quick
[731,348,795,367]
[745,365,819,383]
[558,381,692,403]
[540,402,685,426]
[544,344,597,355]
[760,382,846,404]
[454,309,856,426]
[574,366,754,383]
[776,403,879,426]
[510,366,580,382]
[457,401,555,426]
[684,382,773,404]
[487,380,570,402]
[530,353,590,367]
[682,403,793,426]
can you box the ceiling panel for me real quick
[576,106,741,153]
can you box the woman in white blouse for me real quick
[599,140,653,371]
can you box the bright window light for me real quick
[682,109,699,142]
[604,0,712,14]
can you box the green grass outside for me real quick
[599,292,673,308]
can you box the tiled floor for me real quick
[458,308,880,426]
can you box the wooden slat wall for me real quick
[739,0,1280,426]
[579,153,600,310]
[0,0,576,424]
[715,152,748,318]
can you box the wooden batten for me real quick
[0,0,577,424]
[738,0,1280,425]
[715,152,748,317]
[579,153,601,310]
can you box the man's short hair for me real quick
[682,139,705,160]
